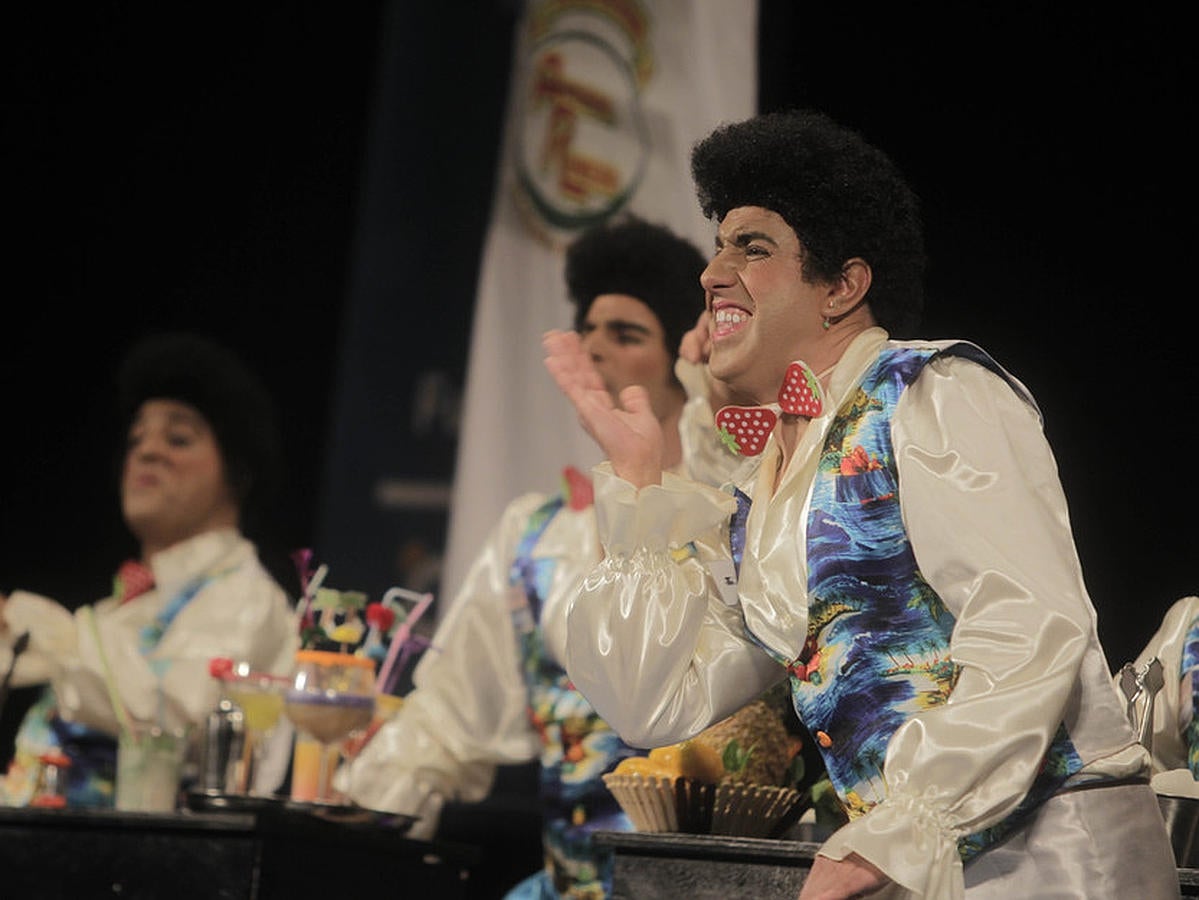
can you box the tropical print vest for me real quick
[740,345,1086,862]
[1181,618,1199,777]
[507,493,636,900]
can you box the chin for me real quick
[708,356,748,395]
[121,506,161,536]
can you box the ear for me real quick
[824,258,873,316]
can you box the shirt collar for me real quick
[148,528,244,599]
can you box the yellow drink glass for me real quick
[224,662,288,796]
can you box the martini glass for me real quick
[283,650,375,804]
[224,661,288,796]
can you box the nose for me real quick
[700,249,738,294]
[127,432,165,463]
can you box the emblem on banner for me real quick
[513,0,653,246]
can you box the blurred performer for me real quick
[344,217,755,899]
[0,333,298,806]
[1121,595,1199,797]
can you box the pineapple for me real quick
[691,699,794,787]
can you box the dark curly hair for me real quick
[116,332,283,535]
[691,110,926,336]
[564,215,707,360]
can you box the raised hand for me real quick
[677,309,753,412]
[679,308,713,366]
[542,329,664,488]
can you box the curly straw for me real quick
[80,605,135,742]
[374,590,433,695]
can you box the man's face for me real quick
[121,399,239,553]
[701,206,833,403]
[578,293,680,421]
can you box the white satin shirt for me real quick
[2,528,298,737]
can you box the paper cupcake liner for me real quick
[603,773,804,838]
[602,773,678,832]
[710,782,803,837]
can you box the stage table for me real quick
[595,828,1199,898]
[0,803,479,899]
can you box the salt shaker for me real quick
[198,658,246,796]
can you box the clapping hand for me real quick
[542,329,664,489]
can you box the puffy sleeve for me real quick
[818,356,1101,897]
[2,590,79,687]
[343,494,545,837]
[564,465,783,749]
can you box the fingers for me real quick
[678,310,713,364]
[617,384,653,418]
[544,330,615,435]
[543,330,588,396]
[542,328,579,356]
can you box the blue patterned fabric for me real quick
[729,487,752,579]
[1181,617,1199,777]
[506,493,636,900]
[137,568,233,655]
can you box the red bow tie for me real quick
[114,559,156,604]
[715,361,826,457]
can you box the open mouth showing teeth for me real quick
[712,306,749,337]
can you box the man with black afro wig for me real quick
[0,333,298,808]
[691,109,926,339]
[564,213,707,382]
[115,331,283,539]
[546,108,1178,899]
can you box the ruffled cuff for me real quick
[818,785,966,899]
[591,463,737,555]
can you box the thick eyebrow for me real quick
[130,408,207,433]
[607,319,652,335]
[582,318,653,337]
[714,229,780,250]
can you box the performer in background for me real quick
[0,333,297,806]
[343,216,757,899]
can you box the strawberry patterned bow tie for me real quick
[715,360,825,456]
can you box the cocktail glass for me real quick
[283,650,375,804]
[224,661,288,796]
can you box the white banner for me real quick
[441,0,759,605]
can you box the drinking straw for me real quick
[148,659,171,730]
[293,562,329,635]
[80,606,135,742]
[374,590,433,695]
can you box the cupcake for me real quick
[604,698,806,838]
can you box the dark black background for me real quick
[3,2,1193,675]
